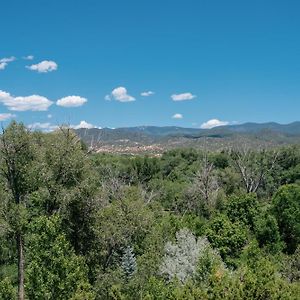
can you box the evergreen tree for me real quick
[121,245,137,280]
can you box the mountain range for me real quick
[76,122,300,154]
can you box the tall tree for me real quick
[0,122,34,300]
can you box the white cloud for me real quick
[104,94,111,101]
[23,55,34,60]
[0,63,8,70]
[172,113,183,119]
[0,57,16,63]
[0,56,16,70]
[0,90,53,111]
[110,87,135,102]
[141,91,154,97]
[0,113,16,121]
[26,60,58,73]
[56,95,87,107]
[27,122,58,132]
[200,119,229,129]
[72,120,96,129]
[171,92,196,101]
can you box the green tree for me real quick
[273,184,300,253]
[226,193,259,229]
[0,122,35,300]
[29,127,98,256]
[93,187,154,273]
[254,213,283,253]
[206,214,248,262]
[25,214,94,300]
[0,277,15,300]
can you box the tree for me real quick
[32,127,98,256]
[26,214,94,300]
[93,187,154,273]
[0,122,35,300]
[206,214,248,261]
[254,213,283,253]
[226,193,259,229]
[160,228,215,283]
[185,153,219,217]
[273,184,300,253]
[121,245,137,280]
[231,147,278,193]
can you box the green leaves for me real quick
[226,193,259,229]
[273,184,300,253]
[25,215,94,300]
[206,214,248,261]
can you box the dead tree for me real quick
[231,146,278,193]
[185,153,219,216]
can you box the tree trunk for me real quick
[17,234,25,300]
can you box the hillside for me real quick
[76,122,300,154]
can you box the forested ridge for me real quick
[0,121,299,299]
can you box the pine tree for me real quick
[121,245,137,280]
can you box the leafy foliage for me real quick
[273,184,300,253]
[25,215,94,300]
[0,122,299,299]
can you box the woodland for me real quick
[0,121,299,299]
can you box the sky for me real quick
[0,0,299,130]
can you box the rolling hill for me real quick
[76,122,300,154]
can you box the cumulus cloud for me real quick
[56,96,87,107]
[23,55,34,60]
[171,92,196,101]
[172,113,183,119]
[0,113,16,121]
[72,120,96,129]
[200,119,229,129]
[141,91,154,97]
[0,56,16,70]
[109,87,135,102]
[0,90,53,111]
[26,60,58,73]
[27,122,58,132]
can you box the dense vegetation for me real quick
[0,121,299,299]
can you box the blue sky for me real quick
[0,0,299,130]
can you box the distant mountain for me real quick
[219,122,300,135]
[75,122,300,153]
